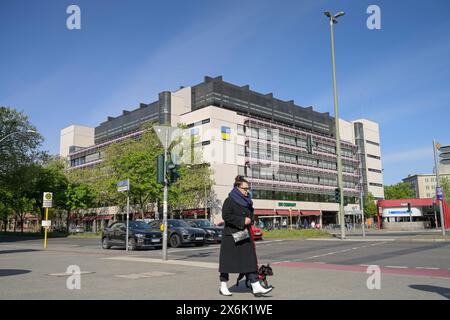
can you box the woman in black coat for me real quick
[218,175,273,297]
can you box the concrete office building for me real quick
[403,173,450,199]
[339,119,384,200]
[59,125,95,158]
[60,76,384,227]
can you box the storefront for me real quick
[254,208,322,229]
[377,198,447,230]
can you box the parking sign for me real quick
[43,192,53,208]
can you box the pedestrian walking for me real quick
[218,175,273,297]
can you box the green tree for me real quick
[168,163,214,215]
[27,157,69,232]
[0,107,43,175]
[363,192,378,217]
[384,182,415,200]
[0,188,14,232]
[441,176,450,202]
[102,125,164,218]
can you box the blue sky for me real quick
[1,0,449,185]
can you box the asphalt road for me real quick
[1,235,450,299]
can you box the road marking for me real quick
[47,271,95,276]
[416,267,440,270]
[103,256,219,269]
[275,261,450,279]
[116,271,175,279]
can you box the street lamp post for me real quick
[324,11,346,239]
[433,139,446,236]
[0,129,36,144]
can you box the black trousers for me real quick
[220,272,258,283]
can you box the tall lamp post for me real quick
[0,129,36,144]
[324,11,346,239]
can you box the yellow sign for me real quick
[160,223,164,232]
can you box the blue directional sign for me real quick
[436,187,443,201]
[117,179,129,192]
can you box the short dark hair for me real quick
[234,175,249,188]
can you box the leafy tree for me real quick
[441,176,450,202]
[168,163,214,216]
[363,192,378,217]
[102,125,164,218]
[27,157,69,232]
[384,182,415,200]
[0,107,43,175]
[0,188,14,232]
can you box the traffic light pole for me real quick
[328,16,346,240]
[162,131,169,261]
[433,139,446,236]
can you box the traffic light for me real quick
[156,154,165,184]
[168,164,181,184]
[306,135,313,154]
[334,188,340,203]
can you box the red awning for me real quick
[254,209,276,216]
[377,198,434,208]
[96,215,113,220]
[300,210,321,216]
[276,209,299,216]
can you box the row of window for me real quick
[368,168,382,173]
[245,148,356,173]
[366,140,380,146]
[244,126,355,158]
[244,167,357,189]
[251,189,357,204]
[367,154,381,160]
[369,182,383,187]
[186,118,210,128]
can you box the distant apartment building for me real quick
[403,173,450,199]
[60,76,384,227]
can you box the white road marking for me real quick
[385,266,408,269]
[116,271,175,279]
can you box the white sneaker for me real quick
[219,282,232,296]
[251,281,273,297]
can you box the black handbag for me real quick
[229,228,250,243]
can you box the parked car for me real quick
[69,226,84,233]
[101,221,162,250]
[148,219,206,248]
[251,225,263,241]
[185,219,223,243]
[216,221,263,241]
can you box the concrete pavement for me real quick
[1,236,450,299]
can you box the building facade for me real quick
[403,173,450,199]
[60,76,384,227]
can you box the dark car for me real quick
[185,219,223,243]
[101,221,163,250]
[148,219,206,248]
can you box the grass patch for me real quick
[67,232,102,239]
[262,229,332,239]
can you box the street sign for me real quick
[154,126,183,149]
[117,180,129,192]
[43,192,53,208]
[41,220,51,228]
[436,187,443,201]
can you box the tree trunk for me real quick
[40,207,45,234]
[66,210,71,234]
